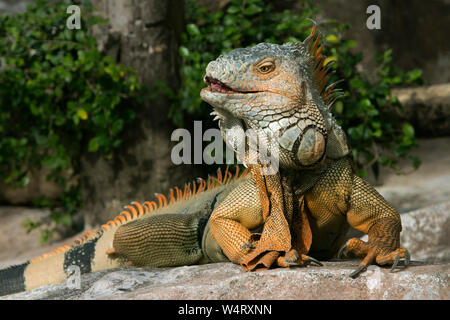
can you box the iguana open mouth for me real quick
[204,76,237,94]
[204,76,260,94]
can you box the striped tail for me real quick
[0,228,114,296]
[0,262,29,296]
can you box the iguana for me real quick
[0,25,410,296]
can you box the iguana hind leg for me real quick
[111,212,205,267]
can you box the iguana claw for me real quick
[390,249,410,272]
[337,242,348,259]
[277,252,323,268]
[340,238,411,278]
[302,255,323,267]
[349,265,367,279]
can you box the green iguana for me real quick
[0,25,410,296]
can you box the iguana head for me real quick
[200,25,349,170]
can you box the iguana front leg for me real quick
[341,174,410,277]
[210,170,298,270]
[209,177,264,263]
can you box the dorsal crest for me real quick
[302,23,344,109]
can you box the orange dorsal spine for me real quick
[303,22,344,109]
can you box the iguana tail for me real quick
[0,167,245,296]
[0,210,208,296]
[0,227,117,296]
[0,262,30,296]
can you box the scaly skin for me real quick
[0,25,409,296]
[200,24,410,274]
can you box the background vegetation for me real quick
[0,0,142,241]
[0,0,422,242]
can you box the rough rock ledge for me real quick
[2,260,448,300]
[2,201,449,300]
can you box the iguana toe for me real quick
[349,265,367,279]
[341,237,411,278]
[300,254,323,267]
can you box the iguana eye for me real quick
[258,61,275,74]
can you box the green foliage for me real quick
[0,0,142,240]
[162,0,421,176]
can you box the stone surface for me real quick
[2,261,448,300]
[400,201,450,263]
[1,201,449,300]
[392,84,450,137]
[373,137,450,213]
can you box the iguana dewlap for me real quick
[0,25,410,296]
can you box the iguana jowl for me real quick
[0,25,410,296]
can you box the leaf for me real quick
[410,155,421,169]
[61,213,72,227]
[325,34,339,44]
[346,40,356,48]
[179,46,190,57]
[406,69,422,83]
[323,56,337,66]
[88,137,100,152]
[77,108,88,120]
[244,4,262,15]
[227,6,240,14]
[334,100,344,114]
[372,129,383,137]
[402,123,415,138]
[186,23,201,36]
[359,98,372,108]
[21,176,30,187]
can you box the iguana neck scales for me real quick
[0,25,409,296]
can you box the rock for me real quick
[2,261,448,300]
[400,201,450,263]
[392,84,450,137]
[373,137,450,213]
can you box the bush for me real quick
[159,0,422,177]
[0,0,142,242]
